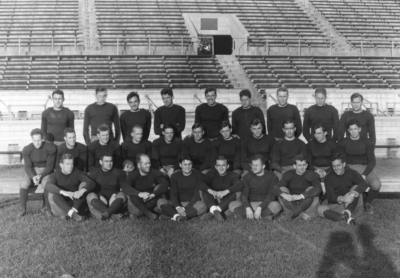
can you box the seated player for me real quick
[182,123,212,174]
[19,128,57,217]
[271,119,306,180]
[56,128,87,172]
[87,152,127,220]
[200,156,244,222]
[46,154,95,221]
[88,123,122,172]
[229,154,282,220]
[338,119,381,214]
[272,154,322,221]
[318,153,368,225]
[241,118,276,175]
[122,154,169,220]
[152,123,182,177]
[156,155,207,222]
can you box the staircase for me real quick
[78,0,100,52]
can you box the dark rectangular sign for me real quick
[201,18,218,30]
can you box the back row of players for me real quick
[19,87,380,224]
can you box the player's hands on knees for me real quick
[176,207,186,217]
[60,190,75,200]
[139,192,150,200]
[73,189,87,199]
[216,190,229,199]
[291,194,303,201]
[253,207,262,220]
[281,193,293,202]
[33,175,41,186]
[207,189,218,199]
[341,193,354,204]
[246,207,254,220]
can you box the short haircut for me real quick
[136,153,149,165]
[52,89,64,98]
[313,123,327,133]
[314,87,327,97]
[192,122,204,131]
[127,91,140,102]
[250,118,263,127]
[60,153,73,164]
[160,88,173,97]
[251,154,265,166]
[282,118,296,128]
[239,89,252,99]
[293,154,307,164]
[95,87,107,94]
[276,87,288,95]
[162,123,174,132]
[63,127,76,137]
[331,152,345,163]
[179,154,192,163]
[350,93,363,102]
[97,123,110,133]
[100,152,113,161]
[215,155,228,164]
[204,87,217,96]
[131,124,143,133]
[30,128,43,138]
[347,119,361,129]
[219,120,232,130]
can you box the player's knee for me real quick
[268,201,282,214]
[305,186,313,192]
[317,205,328,217]
[19,178,31,189]
[157,198,168,209]
[194,201,207,215]
[370,178,382,190]
[280,187,290,194]
[116,192,127,203]
[86,192,98,203]
[40,176,50,189]
[229,200,241,212]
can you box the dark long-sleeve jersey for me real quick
[324,168,368,204]
[241,134,276,171]
[154,104,186,138]
[89,167,125,199]
[45,168,95,194]
[122,169,169,197]
[88,140,122,172]
[273,170,322,198]
[195,103,229,139]
[241,171,279,209]
[152,137,182,168]
[83,102,121,145]
[121,140,152,162]
[41,107,75,142]
[338,110,376,145]
[337,137,376,176]
[306,140,337,170]
[266,104,302,139]
[232,106,266,139]
[170,170,206,208]
[120,109,152,142]
[182,137,212,171]
[211,137,241,170]
[271,138,306,172]
[201,170,244,193]
[303,104,339,142]
[22,142,57,178]
[56,142,87,172]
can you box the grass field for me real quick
[1,159,400,278]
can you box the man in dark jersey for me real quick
[152,123,182,178]
[339,93,376,145]
[200,156,244,222]
[41,89,75,145]
[195,87,229,140]
[120,91,151,142]
[271,119,306,180]
[318,153,367,225]
[46,154,95,221]
[122,154,169,220]
[232,89,266,139]
[229,154,282,220]
[19,128,57,217]
[338,119,381,214]
[273,154,321,221]
[303,88,339,142]
[83,87,120,145]
[154,88,186,139]
[121,125,152,172]
[56,128,87,172]
[241,118,276,175]
[266,87,302,140]
[87,152,127,220]
[182,123,212,174]
[88,124,122,172]
[212,121,241,175]
[156,155,207,222]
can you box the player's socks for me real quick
[91,199,108,214]
[323,210,342,221]
[365,189,379,204]
[107,198,124,215]
[184,207,197,218]
[19,188,28,211]
[346,195,360,212]
[43,190,51,209]
[129,195,152,215]
[160,204,176,217]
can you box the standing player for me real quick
[154,88,186,139]
[303,88,339,142]
[19,128,57,216]
[195,87,229,140]
[55,128,87,172]
[231,89,266,139]
[83,87,120,145]
[121,125,152,171]
[41,89,75,145]
[338,119,381,214]
[266,87,302,140]
[87,153,127,220]
[120,91,151,142]
[339,93,376,145]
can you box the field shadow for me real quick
[0,197,20,209]
[316,224,399,278]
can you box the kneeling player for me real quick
[157,155,207,222]
[229,154,282,220]
[273,154,322,221]
[87,152,127,220]
[318,153,367,225]
[45,154,95,221]
[200,156,244,222]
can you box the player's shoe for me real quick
[364,203,374,215]
[299,212,313,222]
[129,214,139,220]
[175,215,185,223]
[280,212,294,221]
[111,213,124,220]
[41,207,53,217]
[144,210,158,220]
[213,211,224,222]
[340,211,356,225]
[59,215,68,221]
[266,211,281,221]
[18,210,26,217]
[154,207,162,214]
[158,214,171,220]
[70,211,86,222]
[200,212,214,221]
